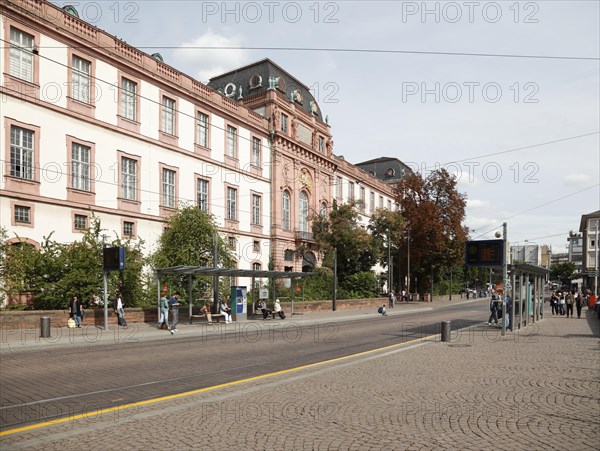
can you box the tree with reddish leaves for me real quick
[394,169,468,294]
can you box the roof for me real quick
[207,58,324,120]
[579,210,600,233]
[355,157,414,183]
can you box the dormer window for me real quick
[249,74,262,89]
[386,168,395,177]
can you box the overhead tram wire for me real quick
[9,44,599,61]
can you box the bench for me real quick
[189,313,225,324]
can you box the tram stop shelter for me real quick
[155,266,314,322]
[508,263,551,330]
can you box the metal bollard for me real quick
[441,320,451,342]
[40,316,51,338]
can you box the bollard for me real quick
[40,316,51,338]
[441,320,451,342]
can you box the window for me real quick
[253,241,260,252]
[281,113,288,132]
[162,168,176,208]
[379,196,384,209]
[14,205,31,224]
[299,191,309,232]
[10,126,34,180]
[121,78,137,121]
[251,137,261,166]
[72,55,91,103]
[387,200,392,210]
[161,96,175,134]
[320,202,327,218]
[284,249,295,261]
[227,187,237,220]
[348,182,355,202]
[253,262,261,271]
[121,157,137,201]
[318,136,325,153]
[123,221,135,238]
[228,236,236,249]
[226,125,237,158]
[360,187,365,208]
[370,192,375,212]
[197,178,209,212]
[71,143,90,191]
[74,214,88,231]
[252,194,261,225]
[282,190,291,231]
[336,176,343,198]
[197,112,209,147]
[9,28,34,82]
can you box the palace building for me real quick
[1,0,397,284]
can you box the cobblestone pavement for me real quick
[1,307,598,450]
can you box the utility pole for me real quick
[333,247,337,311]
[502,222,508,336]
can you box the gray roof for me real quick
[355,157,414,183]
[207,59,324,121]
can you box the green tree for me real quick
[369,209,405,293]
[312,201,378,285]
[150,205,234,299]
[550,262,577,287]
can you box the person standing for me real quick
[114,291,126,326]
[69,294,84,328]
[558,292,566,316]
[487,295,499,325]
[159,291,170,330]
[575,290,584,318]
[565,291,574,318]
[169,291,182,333]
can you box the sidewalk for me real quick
[1,302,598,449]
[0,296,484,352]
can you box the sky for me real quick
[51,0,600,253]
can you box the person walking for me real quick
[558,292,566,316]
[69,294,84,328]
[487,294,499,325]
[549,292,558,315]
[169,291,182,333]
[565,291,574,318]
[575,290,584,318]
[158,291,170,330]
[114,291,126,326]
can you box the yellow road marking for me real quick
[0,334,437,437]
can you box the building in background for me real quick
[579,210,600,294]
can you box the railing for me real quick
[295,230,314,241]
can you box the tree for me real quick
[394,169,468,293]
[369,208,405,293]
[312,201,379,285]
[550,262,577,287]
[150,205,234,299]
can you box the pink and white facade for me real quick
[1,0,397,287]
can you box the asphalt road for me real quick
[0,300,491,430]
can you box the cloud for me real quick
[562,173,592,188]
[172,29,249,82]
[467,199,490,208]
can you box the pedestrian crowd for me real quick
[549,289,591,319]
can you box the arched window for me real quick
[299,191,309,232]
[282,190,291,231]
[320,202,327,218]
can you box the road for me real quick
[0,300,490,430]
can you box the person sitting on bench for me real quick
[201,302,213,324]
[258,300,271,320]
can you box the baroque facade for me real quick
[1,1,396,282]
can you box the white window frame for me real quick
[252,194,261,225]
[10,126,34,180]
[14,205,31,223]
[161,96,175,135]
[72,55,91,103]
[121,77,137,121]
[74,214,88,230]
[282,190,291,231]
[197,112,209,147]
[227,187,237,220]
[162,168,176,208]
[197,178,209,212]
[251,137,261,166]
[9,28,34,82]
[336,176,343,198]
[299,191,309,232]
[71,142,90,191]
[121,157,137,201]
[226,125,237,158]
